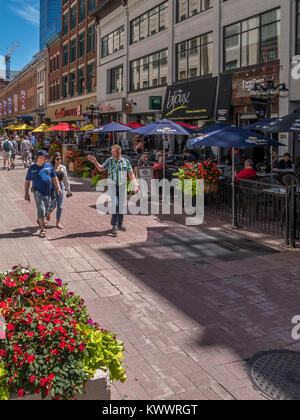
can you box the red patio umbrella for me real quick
[125,122,145,129]
[48,123,77,131]
[176,121,200,130]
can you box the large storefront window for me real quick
[130,49,168,91]
[176,32,213,81]
[297,1,300,54]
[224,8,280,71]
[130,2,168,44]
[109,66,123,93]
[102,26,125,58]
[176,0,212,23]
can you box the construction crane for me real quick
[5,41,19,81]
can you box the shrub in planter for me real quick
[65,150,83,164]
[0,266,126,400]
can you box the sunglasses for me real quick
[56,157,62,161]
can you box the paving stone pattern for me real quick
[1,162,300,400]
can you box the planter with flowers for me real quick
[49,142,62,158]
[174,160,220,196]
[0,266,126,400]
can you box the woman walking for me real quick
[47,152,72,229]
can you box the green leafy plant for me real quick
[0,364,9,400]
[77,324,126,383]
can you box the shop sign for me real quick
[14,94,18,113]
[55,104,82,118]
[216,74,232,122]
[242,78,265,91]
[3,100,7,116]
[149,96,162,110]
[162,78,218,120]
[8,98,12,114]
[98,99,124,113]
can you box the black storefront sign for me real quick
[216,74,232,122]
[162,77,218,120]
[250,97,269,120]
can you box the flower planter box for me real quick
[204,182,218,194]
[9,370,111,401]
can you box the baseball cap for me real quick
[37,150,49,157]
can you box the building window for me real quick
[70,72,75,97]
[78,32,85,57]
[78,68,85,94]
[109,66,123,93]
[56,55,60,69]
[176,32,213,81]
[88,0,96,11]
[176,0,212,23]
[63,44,68,66]
[130,49,168,91]
[297,1,300,54]
[70,38,76,62]
[70,5,76,29]
[88,24,96,52]
[102,26,125,57]
[63,12,69,35]
[224,8,280,71]
[62,75,68,98]
[130,2,168,44]
[79,0,86,23]
[87,62,95,92]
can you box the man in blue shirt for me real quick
[25,150,62,238]
[28,131,38,161]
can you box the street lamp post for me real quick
[251,81,289,119]
[251,80,289,181]
[85,104,98,124]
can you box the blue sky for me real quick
[0,0,39,72]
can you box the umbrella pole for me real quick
[270,145,273,182]
[231,147,238,229]
[163,135,166,180]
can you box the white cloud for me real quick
[9,0,39,26]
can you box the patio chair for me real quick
[256,163,266,173]
[282,174,298,186]
[259,176,281,185]
[238,178,267,218]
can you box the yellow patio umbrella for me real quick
[3,125,16,130]
[14,124,35,130]
[71,124,82,130]
[33,123,51,133]
[80,124,95,131]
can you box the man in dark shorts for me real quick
[25,150,62,238]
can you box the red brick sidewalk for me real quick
[1,161,300,400]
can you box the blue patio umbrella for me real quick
[263,112,300,133]
[245,118,277,132]
[91,122,132,133]
[131,120,191,178]
[91,122,132,146]
[191,126,283,229]
[130,119,191,136]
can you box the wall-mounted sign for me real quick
[149,96,162,110]
[3,100,7,115]
[98,99,124,114]
[162,78,218,120]
[0,103,2,117]
[216,74,232,122]
[55,104,82,118]
[8,98,12,114]
[20,90,26,110]
[13,94,18,113]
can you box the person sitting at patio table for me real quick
[278,153,293,170]
[272,150,279,169]
[236,159,257,184]
[138,153,152,167]
[183,150,196,162]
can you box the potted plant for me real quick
[174,160,220,195]
[0,266,126,400]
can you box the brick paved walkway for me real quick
[1,159,300,400]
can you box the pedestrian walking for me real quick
[46,152,72,230]
[20,136,32,168]
[10,137,18,169]
[1,135,13,170]
[88,145,140,236]
[25,150,62,238]
[28,131,38,161]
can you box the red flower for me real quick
[0,349,7,357]
[79,344,85,352]
[30,376,36,383]
[18,389,24,397]
[27,355,35,363]
[7,324,14,331]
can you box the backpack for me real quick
[3,141,11,152]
